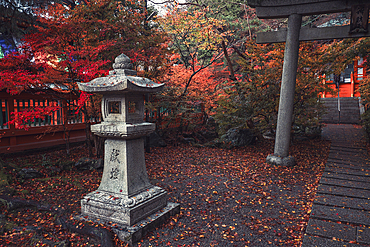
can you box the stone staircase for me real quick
[320,97,361,124]
[302,124,370,246]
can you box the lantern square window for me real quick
[109,101,121,114]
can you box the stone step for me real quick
[322,104,359,108]
[321,97,359,101]
[320,97,360,124]
[304,124,370,246]
[327,162,370,171]
[330,146,368,153]
[302,235,359,247]
[322,102,359,105]
[306,218,357,242]
[314,193,370,210]
[327,157,370,165]
[325,166,370,176]
[305,219,370,245]
[311,204,370,225]
[358,227,370,244]
[318,184,370,199]
[330,143,366,149]
[320,177,370,190]
[322,171,370,183]
[328,153,369,160]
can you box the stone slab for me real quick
[325,167,370,177]
[326,164,370,173]
[311,204,370,225]
[318,184,370,199]
[320,177,370,190]
[329,154,369,162]
[330,144,367,150]
[329,147,368,155]
[314,193,370,210]
[328,151,369,163]
[323,171,370,183]
[330,146,368,154]
[302,234,359,247]
[357,227,370,244]
[306,218,356,241]
[330,145,367,152]
[327,154,370,163]
[77,202,180,246]
[327,161,370,169]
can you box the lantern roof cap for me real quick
[77,54,164,94]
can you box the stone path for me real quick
[302,124,370,246]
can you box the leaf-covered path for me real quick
[0,137,331,246]
[303,124,370,246]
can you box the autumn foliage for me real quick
[215,40,332,137]
[0,0,169,131]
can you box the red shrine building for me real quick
[322,58,366,98]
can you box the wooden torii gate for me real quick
[248,0,370,166]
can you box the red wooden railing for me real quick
[0,91,100,154]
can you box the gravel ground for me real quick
[137,139,330,247]
[0,138,330,247]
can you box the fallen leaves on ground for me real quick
[0,138,330,246]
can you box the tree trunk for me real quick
[222,40,236,81]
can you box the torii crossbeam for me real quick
[248,0,370,166]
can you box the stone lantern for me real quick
[77,54,179,242]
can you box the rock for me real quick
[305,126,321,138]
[263,130,275,140]
[182,137,195,144]
[14,225,44,233]
[75,158,103,171]
[0,194,50,211]
[17,168,44,179]
[204,139,222,148]
[200,130,218,140]
[206,116,217,128]
[47,166,62,176]
[148,131,167,147]
[293,124,322,140]
[0,213,14,234]
[220,127,255,147]
[57,160,75,171]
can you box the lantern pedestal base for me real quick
[81,187,168,226]
[77,202,180,245]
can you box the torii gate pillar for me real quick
[249,0,370,166]
[266,14,301,166]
